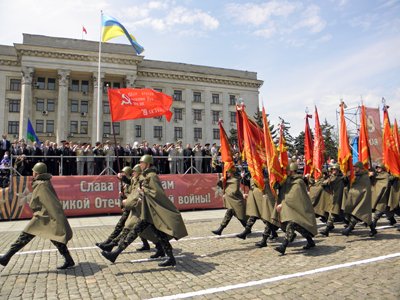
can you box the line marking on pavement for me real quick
[130,255,187,263]
[147,252,400,300]
[2,224,395,256]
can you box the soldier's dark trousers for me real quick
[0,231,35,266]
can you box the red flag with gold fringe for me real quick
[338,102,354,184]
[311,106,325,180]
[358,105,370,169]
[304,113,313,176]
[219,120,235,185]
[278,123,289,179]
[382,107,400,177]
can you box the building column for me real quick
[56,69,70,143]
[124,74,137,144]
[92,72,104,145]
[0,73,6,135]
[204,89,212,143]
[19,66,34,139]
[222,91,229,126]
[184,88,193,144]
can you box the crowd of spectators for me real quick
[0,135,242,185]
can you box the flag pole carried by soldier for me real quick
[101,154,188,267]
[0,162,75,269]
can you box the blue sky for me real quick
[1,0,399,136]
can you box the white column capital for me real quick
[125,74,137,87]
[21,66,34,85]
[57,69,70,87]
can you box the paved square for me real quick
[0,211,399,299]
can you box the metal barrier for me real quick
[8,154,217,176]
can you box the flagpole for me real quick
[97,10,103,143]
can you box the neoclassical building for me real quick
[0,34,263,146]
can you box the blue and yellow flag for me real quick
[102,14,144,55]
[27,118,40,144]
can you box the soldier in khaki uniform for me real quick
[211,167,247,236]
[274,163,318,255]
[101,155,188,267]
[96,166,150,252]
[0,162,74,269]
[341,161,376,237]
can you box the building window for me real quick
[81,101,89,113]
[80,121,88,134]
[8,121,19,134]
[212,111,220,123]
[9,99,20,112]
[174,127,183,140]
[113,82,120,89]
[154,88,162,92]
[103,101,110,114]
[173,90,182,101]
[81,80,89,93]
[113,122,120,135]
[135,125,141,138]
[71,80,79,92]
[71,100,79,113]
[154,126,162,139]
[47,78,56,90]
[36,120,44,133]
[194,128,202,140]
[103,81,111,92]
[36,99,45,111]
[36,77,45,89]
[103,122,111,135]
[194,109,202,121]
[47,99,55,112]
[174,108,182,120]
[70,121,78,134]
[212,94,220,104]
[229,95,236,105]
[46,120,54,133]
[10,79,21,91]
[230,111,236,123]
[193,92,201,102]
[213,129,220,140]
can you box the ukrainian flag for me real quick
[102,14,144,55]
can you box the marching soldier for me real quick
[101,154,188,267]
[274,162,318,255]
[341,161,377,236]
[95,166,150,252]
[309,168,331,221]
[211,167,247,236]
[0,162,74,269]
[319,163,345,236]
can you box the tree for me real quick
[294,131,305,156]
[278,117,295,155]
[254,105,277,140]
[229,128,238,146]
[321,118,338,161]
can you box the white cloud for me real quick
[294,5,326,33]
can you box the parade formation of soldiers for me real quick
[0,152,399,270]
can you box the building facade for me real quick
[0,34,263,146]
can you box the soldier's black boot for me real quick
[303,236,315,250]
[269,228,278,240]
[158,243,176,267]
[255,235,268,248]
[319,224,334,237]
[52,242,75,270]
[95,238,112,249]
[274,239,289,255]
[150,242,165,259]
[98,241,118,252]
[388,216,397,226]
[137,238,150,251]
[211,225,226,236]
[236,227,251,239]
[0,232,34,267]
[369,223,378,237]
[101,245,125,263]
[342,220,356,236]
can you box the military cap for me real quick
[354,161,364,169]
[133,164,142,174]
[330,163,340,170]
[288,162,298,172]
[122,166,133,176]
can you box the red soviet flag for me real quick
[108,88,173,122]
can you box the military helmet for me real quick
[32,162,47,174]
[139,154,153,164]
[133,164,142,174]
[122,166,133,176]
[354,161,364,169]
[330,163,340,170]
[375,162,385,169]
[289,162,298,172]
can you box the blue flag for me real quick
[27,118,40,144]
